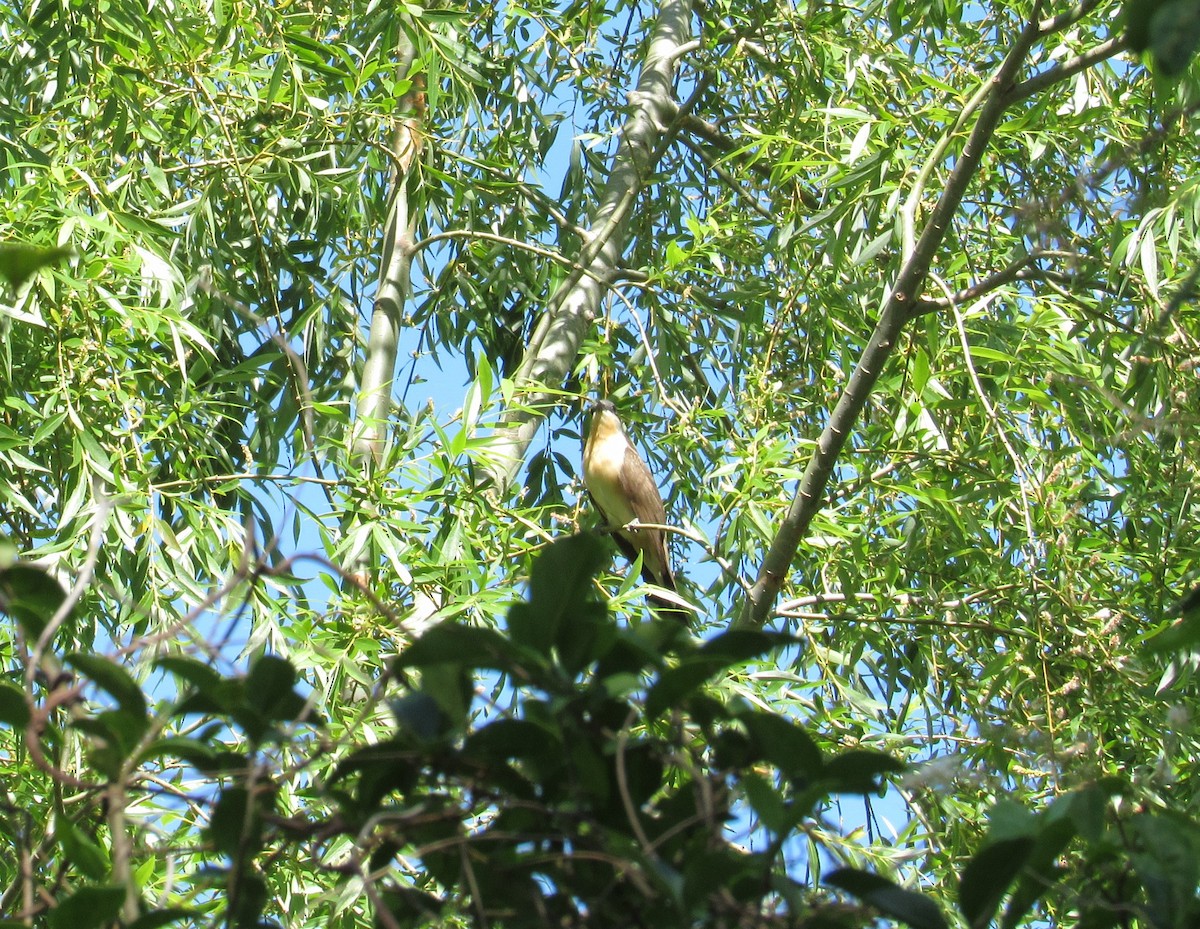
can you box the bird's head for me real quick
[587,399,624,439]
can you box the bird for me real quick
[582,400,687,623]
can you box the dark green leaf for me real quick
[0,563,68,638]
[742,770,790,831]
[228,866,269,928]
[389,690,450,742]
[463,717,561,765]
[47,885,125,929]
[1152,585,1200,652]
[521,533,608,651]
[712,728,755,771]
[1048,781,1122,844]
[137,736,247,774]
[739,709,825,783]
[376,886,445,929]
[1001,816,1077,929]
[208,786,265,859]
[0,242,72,289]
[1175,583,1200,616]
[127,908,198,929]
[608,739,662,809]
[418,663,472,736]
[328,740,420,810]
[66,652,147,717]
[698,629,802,664]
[153,656,224,692]
[1147,611,1200,652]
[174,687,239,718]
[958,837,1035,928]
[240,655,312,728]
[396,623,524,674]
[96,706,151,750]
[823,749,905,793]
[1150,0,1200,74]
[70,707,153,777]
[645,632,798,718]
[246,654,297,710]
[58,820,109,880]
[1131,811,1200,927]
[985,799,1039,842]
[826,868,948,929]
[1126,0,1169,50]
[0,682,30,729]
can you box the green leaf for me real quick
[462,717,560,791]
[1126,0,1169,50]
[0,682,30,729]
[958,837,1036,928]
[0,241,72,289]
[127,908,198,929]
[531,532,607,610]
[207,786,269,859]
[227,865,269,927]
[1001,815,1077,929]
[70,708,154,778]
[47,885,125,929]
[328,739,420,810]
[738,709,825,784]
[137,736,246,773]
[508,533,611,670]
[377,886,445,929]
[741,770,790,832]
[66,652,147,717]
[0,562,68,639]
[246,653,296,699]
[416,663,472,736]
[645,631,799,718]
[58,820,109,880]
[1150,0,1200,74]
[396,623,524,674]
[1176,583,1200,616]
[823,749,905,794]
[245,654,308,722]
[153,656,225,692]
[1131,811,1200,927]
[389,690,451,742]
[826,868,948,929]
[1151,590,1200,653]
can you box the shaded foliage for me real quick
[5,541,1198,929]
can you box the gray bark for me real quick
[481,0,693,491]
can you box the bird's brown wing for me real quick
[615,444,674,590]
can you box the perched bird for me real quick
[582,400,686,622]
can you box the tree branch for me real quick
[1036,0,1109,36]
[907,250,1040,316]
[480,0,695,491]
[740,14,1047,627]
[353,35,425,469]
[1005,35,1127,105]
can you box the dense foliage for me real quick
[1,0,1199,926]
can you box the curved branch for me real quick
[1005,35,1127,105]
[908,250,1040,316]
[1036,0,1109,36]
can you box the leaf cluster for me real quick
[6,543,1200,929]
